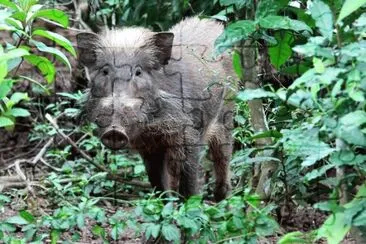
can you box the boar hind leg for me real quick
[208,125,232,202]
[142,152,165,193]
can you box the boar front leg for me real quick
[142,152,165,193]
[164,147,199,198]
[163,148,182,194]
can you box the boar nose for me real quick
[101,129,129,150]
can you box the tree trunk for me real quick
[239,39,277,199]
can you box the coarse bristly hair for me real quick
[94,27,159,65]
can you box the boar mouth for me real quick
[101,129,129,150]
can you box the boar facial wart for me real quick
[101,129,129,150]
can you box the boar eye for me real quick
[101,66,109,76]
[134,66,142,77]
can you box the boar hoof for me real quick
[214,183,231,202]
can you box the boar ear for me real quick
[152,32,174,66]
[76,32,100,67]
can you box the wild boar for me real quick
[76,17,234,201]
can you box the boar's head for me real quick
[76,28,174,150]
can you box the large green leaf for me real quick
[17,0,38,12]
[309,0,333,40]
[259,15,312,33]
[317,211,351,243]
[337,0,366,23]
[30,9,69,28]
[11,108,30,117]
[10,92,29,103]
[317,184,366,243]
[281,128,335,167]
[0,116,13,127]
[340,110,366,127]
[32,29,76,57]
[161,224,180,242]
[335,110,366,146]
[255,0,289,19]
[0,79,12,98]
[25,4,44,24]
[0,60,7,80]
[144,223,161,239]
[268,31,293,69]
[24,54,56,83]
[0,48,29,62]
[0,0,19,11]
[219,0,247,8]
[214,20,256,55]
[30,40,71,70]
[5,17,23,30]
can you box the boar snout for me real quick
[101,129,129,150]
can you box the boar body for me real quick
[76,17,233,201]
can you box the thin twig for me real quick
[45,113,151,188]
[31,138,54,166]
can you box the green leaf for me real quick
[278,231,308,244]
[30,9,69,28]
[309,0,333,40]
[219,0,247,8]
[50,229,60,244]
[5,17,23,30]
[317,184,366,243]
[11,108,30,117]
[10,92,29,103]
[18,0,38,12]
[30,40,71,70]
[329,150,366,166]
[19,210,35,223]
[336,126,366,146]
[281,128,335,167]
[25,4,44,24]
[32,29,76,57]
[336,111,366,146]
[91,225,105,239]
[0,79,12,98]
[337,0,366,23]
[268,31,293,69]
[318,212,351,243]
[214,20,256,54]
[0,48,29,62]
[304,164,334,181]
[259,15,312,33]
[313,57,325,73]
[0,0,19,11]
[162,202,174,217]
[232,50,243,79]
[237,88,276,101]
[0,61,7,81]
[340,111,366,127]
[0,116,13,127]
[24,54,56,83]
[144,223,161,239]
[255,0,289,19]
[161,224,180,242]
[6,216,29,225]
